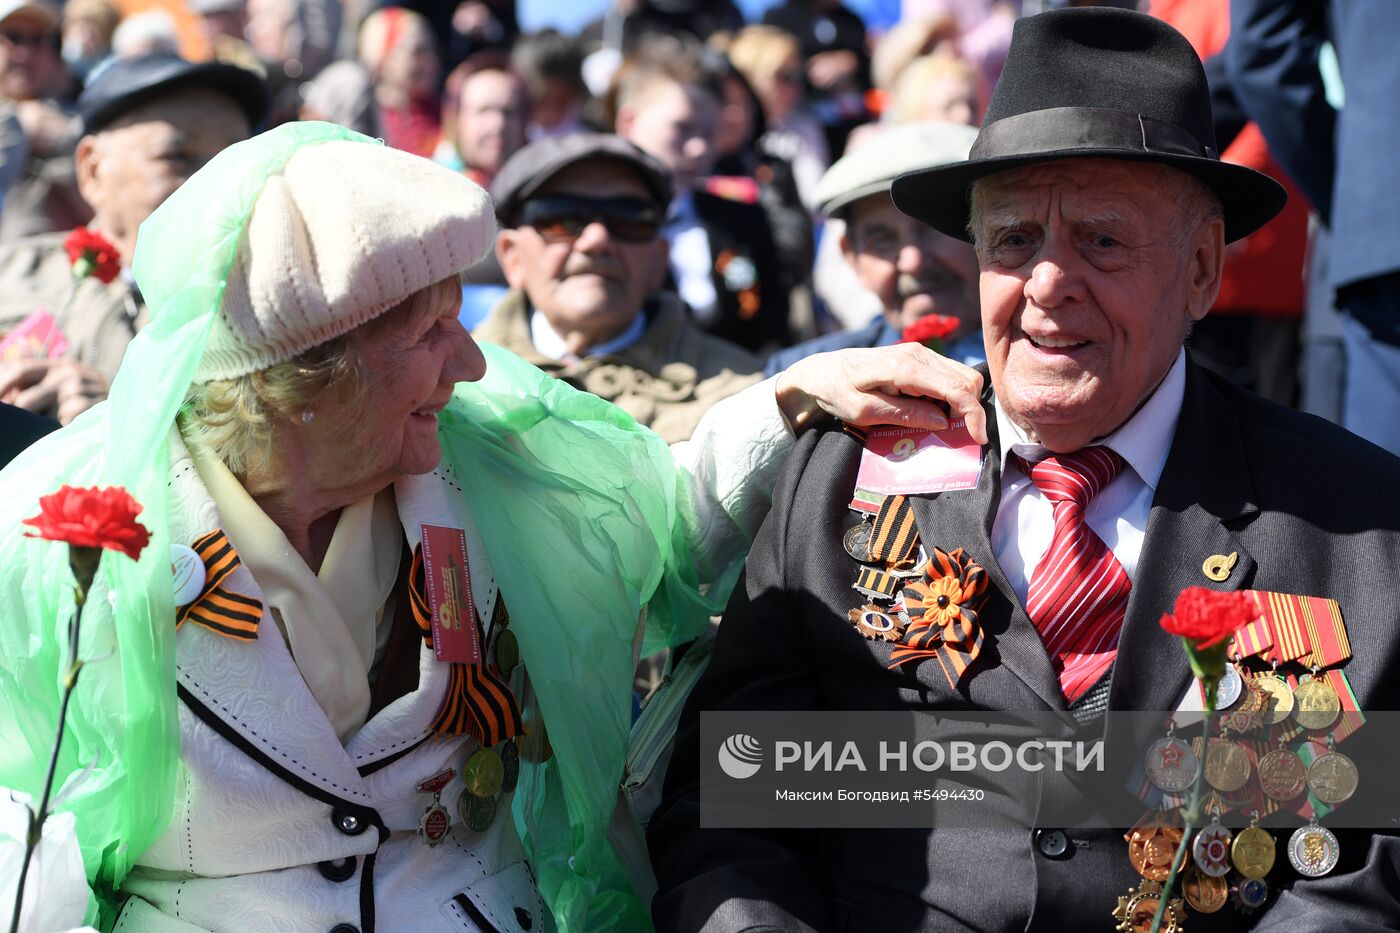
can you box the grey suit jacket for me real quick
[650,357,1400,932]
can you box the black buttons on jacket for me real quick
[327,925,359,933]
[317,857,356,882]
[1034,829,1070,858]
[515,907,533,929]
[332,807,366,835]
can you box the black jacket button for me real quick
[317,857,356,882]
[328,925,359,933]
[333,807,366,835]
[1035,828,1069,858]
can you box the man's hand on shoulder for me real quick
[774,343,988,442]
[0,357,108,424]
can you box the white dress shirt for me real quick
[990,350,1186,605]
[664,191,719,325]
[529,307,646,362]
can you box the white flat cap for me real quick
[814,121,979,219]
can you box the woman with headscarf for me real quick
[0,122,962,931]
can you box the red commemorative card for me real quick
[419,523,479,664]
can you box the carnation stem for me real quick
[1148,677,1218,933]
[8,572,89,933]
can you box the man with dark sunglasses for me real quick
[478,132,765,446]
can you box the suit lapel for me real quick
[907,386,1066,710]
[1108,359,1259,713]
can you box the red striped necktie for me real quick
[1015,447,1130,702]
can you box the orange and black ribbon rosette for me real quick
[889,547,990,688]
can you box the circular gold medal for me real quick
[1128,822,1185,882]
[1231,826,1276,879]
[1254,674,1295,725]
[459,789,497,832]
[1294,676,1341,730]
[1181,866,1228,914]
[1307,751,1359,805]
[1204,739,1252,792]
[1288,824,1341,878]
[464,748,504,798]
[1258,747,1308,801]
[494,629,519,676]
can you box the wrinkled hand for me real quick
[774,344,988,443]
[0,357,108,424]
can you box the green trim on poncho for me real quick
[0,121,726,931]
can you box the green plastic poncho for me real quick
[0,121,733,930]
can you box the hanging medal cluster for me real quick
[843,485,990,689]
[1116,591,1360,929]
[417,599,537,845]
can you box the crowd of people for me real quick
[0,0,1397,931]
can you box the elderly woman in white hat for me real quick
[0,121,965,932]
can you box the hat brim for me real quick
[82,61,270,136]
[891,148,1287,245]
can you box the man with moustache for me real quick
[475,132,764,445]
[765,121,983,376]
[652,8,1400,930]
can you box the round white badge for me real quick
[171,545,205,607]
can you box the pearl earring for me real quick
[301,410,315,423]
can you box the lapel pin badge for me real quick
[1202,551,1238,582]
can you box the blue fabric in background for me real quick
[460,285,509,331]
[519,0,900,36]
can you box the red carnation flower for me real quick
[23,485,151,562]
[63,228,121,285]
[1159,587,1257,650]
[900,314,961,350]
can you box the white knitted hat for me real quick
[196,140,495,382]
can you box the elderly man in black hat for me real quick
[651,8,1400,931]
[0,53,266,422]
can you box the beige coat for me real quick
[0,230,145,386]
[474,290,764,444]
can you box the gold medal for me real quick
[1287,822,1341,878]
[1258,746,1308,801]
[1254,672,1295,726]
[1231,823,1276,879]
[847,604,906,642]
[1113,880,1183,933]
[1125,815,1185,883]
[1181,865,1228,914]
[1294,673,1341,730]
[1204,738,1251,792]
[1306,750,1359,805]
[493,629,519,676]
[459,788,497,832]
[464,748,504,798]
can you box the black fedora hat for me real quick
[891,7,1286,244]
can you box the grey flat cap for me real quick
[491,132,672,225]
[814,121,979,219]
